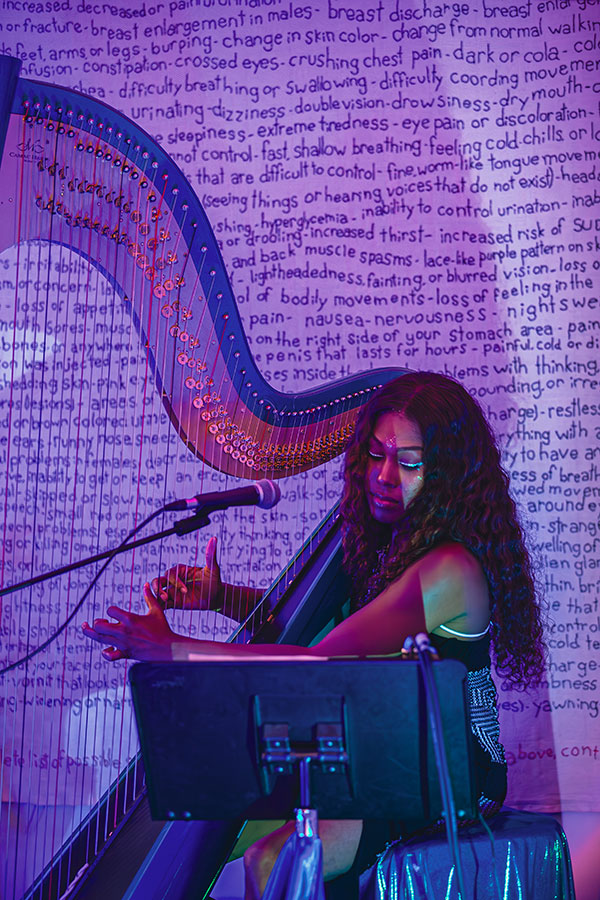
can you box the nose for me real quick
[377,456,400,487]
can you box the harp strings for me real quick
[2,107,149,889]
[0,83,384,900]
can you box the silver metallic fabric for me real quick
[262,822,326,900]
[359,809,575,900]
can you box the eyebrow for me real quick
[369,436,423,451]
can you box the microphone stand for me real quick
[0,510,212,598]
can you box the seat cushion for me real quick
[359,808,575,899]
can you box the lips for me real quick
[370,493,402,508]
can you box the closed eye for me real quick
[368,450,422,469]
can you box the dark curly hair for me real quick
[340,371,545,689]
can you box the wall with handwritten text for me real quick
[0,0,599,893]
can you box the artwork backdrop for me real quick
[1,0,599,895]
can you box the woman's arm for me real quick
[82,583,319,661]
[82,542,489,662]
[313,542,490,657]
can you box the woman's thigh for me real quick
[243,818,363,898]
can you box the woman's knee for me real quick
[243,823,294,898]
[243,819,363,895]
[321,819,363,879]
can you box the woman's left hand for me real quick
[82,583,177,662]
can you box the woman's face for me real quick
[364,412,424,525]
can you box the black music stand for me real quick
[129,659,476,899]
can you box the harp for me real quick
[0,54,406,900]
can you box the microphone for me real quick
[165,479,281,513]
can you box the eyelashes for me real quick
[368,451,423,470]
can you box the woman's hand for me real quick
[82,586,178,662]
[151,536,223,611]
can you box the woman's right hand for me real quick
[152,536,224,610]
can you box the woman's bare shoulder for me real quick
[406,542,489,631]
[414,541,484,580]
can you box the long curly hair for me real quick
[340,371,545,689]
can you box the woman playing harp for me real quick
[83,371,545,897]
